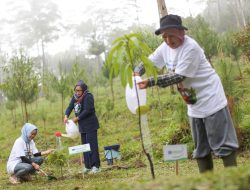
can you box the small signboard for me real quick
[163,144,188,161]
[68,144,91,155]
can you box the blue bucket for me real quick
[104,144,120,165]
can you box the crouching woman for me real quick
[7,123,54,184]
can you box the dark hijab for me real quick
[74,80,88,103]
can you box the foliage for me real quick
[220,32,241,60]
[49,63,70,97]
[14,0,61,47]
[3,51,38,122]
[49,62,70,121]
[47,150,68,177]
[202,0,250,32]
[214,57,243,129]
[105,99,114,112]
[68,59,88,89]
[107,33,157,88]
[75,19,95,39]
[107,32,160,179]
[234,24,250,61]
[0,63,250,188]
[137,30,163,51]
[185,16,219,63]
[215,57,237,96]
[88,37,105,56]
[98,164,250,190]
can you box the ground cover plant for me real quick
[0,57,250,189]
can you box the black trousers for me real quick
[81,130,100,169]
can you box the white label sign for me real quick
[163,144,188,161]
[68,144,91,155]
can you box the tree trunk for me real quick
[11,109,14,128]
[236,0,246,27]
[216,0,221,29]
[236,60,243,79]
[134,0,140,25]
[231,0,241,28]
[24,101,29,122]
[20,100,25,123]
[61,93,64,123]
[110,79,115,105]
[14,107,17,128]
[186,0,192,17]
[156,87,163,120]
[41,40,46,95]
[156,0,168,18]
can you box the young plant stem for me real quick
[133,77,155,179]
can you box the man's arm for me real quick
[134,63,145,76]
[148,72,185,88]
[138,72,185,89]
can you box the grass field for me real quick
[1,60,250,189]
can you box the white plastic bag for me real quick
[125,76,146,114]
[62,120,79,139]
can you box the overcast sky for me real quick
[0,0,207,55]
[50,0,206,25]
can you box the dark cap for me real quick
[155,14,188,35]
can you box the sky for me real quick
[51,0,206,25]
[0,0,207,55]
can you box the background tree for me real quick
[3,51,38,122]
[234,24,250,61]
[184,16,219,64]
[68,59,88,87]
[221,32,242,78]
[202,0,250,32]
[12,0,61,89]
[102,60,116,106]
[1,80,18,128]
[88,36,106,73]
[49,62,70,122]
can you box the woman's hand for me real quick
[73,117,79,123]
[64,115,68,124]
[32,162,40,170]
[137,80,149,89]
[42,149,55,155]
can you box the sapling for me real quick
[47,150,67,178]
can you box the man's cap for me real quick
[155,14,188,35]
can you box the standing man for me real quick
[135,14,239,173]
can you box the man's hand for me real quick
[137,80,149,89]
[133,72,140,76]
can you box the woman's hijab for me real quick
[74,80,89,103]
[21,123,38,143]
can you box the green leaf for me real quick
[120,63,126,87]
[127,66,133,88]
[136,105,150,115]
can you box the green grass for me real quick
[1,154,250,190]
[1,60,250,189]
